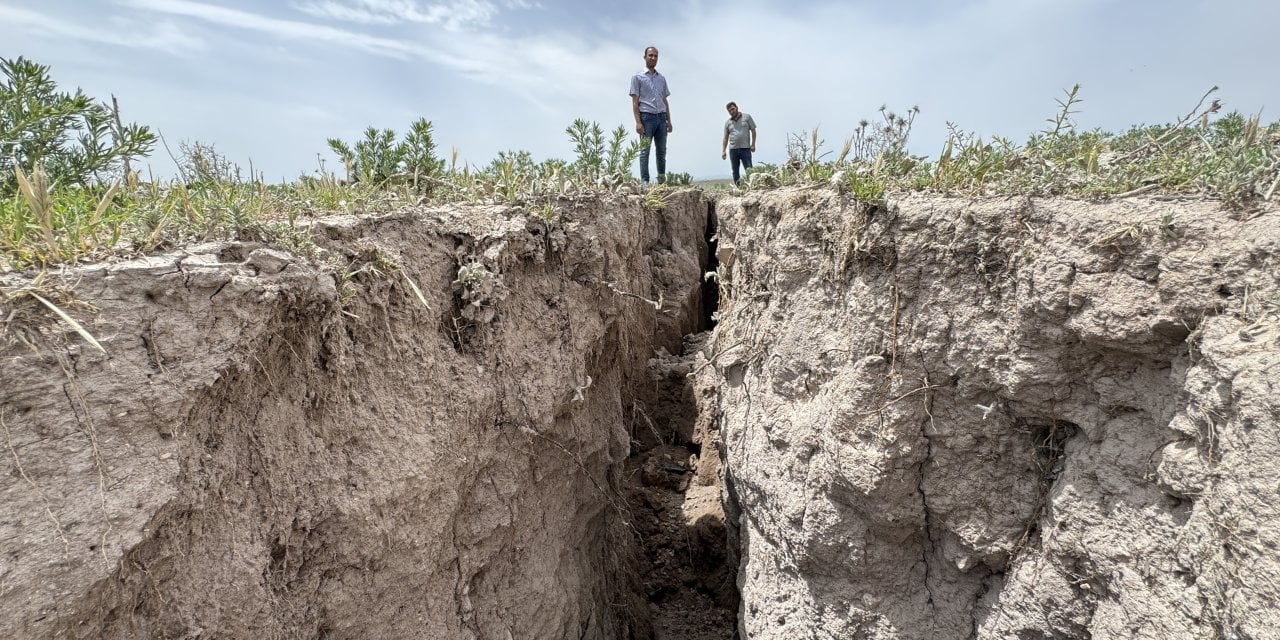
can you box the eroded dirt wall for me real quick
[710,188,1279,639]
[0,191,706,639]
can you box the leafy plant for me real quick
[400,118,445,190]
[327,117,443,188]
[566,119,640,183]
[605,125,642,178]
[1044,84,1083,137]
[452,261,506,323]
[0,56,156,194]
[665,171,692,186]
[566,119,605,177]
[842,170,885,204]
[2,164,123,268]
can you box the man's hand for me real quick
[750,144,756,152]
[666,121,673,133]
[636,122,644,136]
[722,151,727,160]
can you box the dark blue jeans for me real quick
[638,111,668,183]
[729,148,753,184]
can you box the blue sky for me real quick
[2,0,1277,182]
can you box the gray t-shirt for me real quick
[724,113,756,149]
[629,70,670,114]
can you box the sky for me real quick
[2,0,1278,182]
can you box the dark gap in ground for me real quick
[623,333,737,640]
[621,200,736,639]
[700,202,720,332]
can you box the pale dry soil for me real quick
[3,186,1279,640]
[712,188,1279,639]
[0,190,720,639]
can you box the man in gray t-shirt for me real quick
[629,46,673,184]
[721,101,756,185]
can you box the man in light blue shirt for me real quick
[629,46,673,184]
[721,102,757,186]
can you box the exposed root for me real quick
[2,408,71,557]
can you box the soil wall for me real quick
[5,183,1280,640]
[710,188,1280,639]
[0,191,707,639]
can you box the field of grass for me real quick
[3,66,1278,276]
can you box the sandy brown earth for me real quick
[1,191,711,639]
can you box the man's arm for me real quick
[663,96,672,133]
[632,94,643,136]
[722,127,729,159]
[750,126,757,152]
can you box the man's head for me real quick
[726,102,740,119]
[644,46,659,70]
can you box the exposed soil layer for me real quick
[1,191,711,639]
[4,185,1279,640]
[710,188,1280,639]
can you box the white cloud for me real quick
[430,30,632,103]
[118,0,427,59]
[290,0,519,30]
[0,5,204,54]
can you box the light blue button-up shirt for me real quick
[629,70,670,114]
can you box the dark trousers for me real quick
[638,112,668,183]
[729,147,753,184]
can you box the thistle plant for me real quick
[771,88,1278,208]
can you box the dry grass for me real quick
[1,271,105,353]
[747,87,1279,210]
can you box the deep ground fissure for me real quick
[622,202,737,639]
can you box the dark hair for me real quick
[726,101,737,109]
[644,46,658,55]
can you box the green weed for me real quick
[1,56,155,195]
[768,87,1278,209]
[327,118,443,190]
